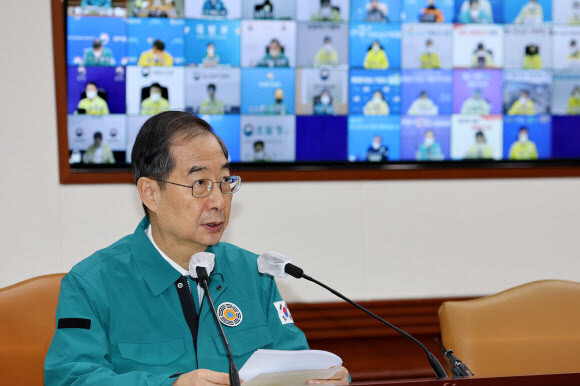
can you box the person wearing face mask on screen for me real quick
[140,83,170,115]
[460,89,491,115]
[509,126,538,160]
[420,0,444,23]
[83,131,116,164]
[314,36,339,67]
[457,0,492,23]
[567,86,580,114]
[363,89,390,115]
[366,135,389,162]
[202,43,220,67]
[77,82,110,115]
[257,39,290,67]
[364,40,389,69]
[420,39,440,69]
[508,90,536,116]
[311,0,342,21]
[83,38,115,66]
[365,0,389,22]
[407,90,439,116]
[263,88,288,115]
[138,40,174,67]
[416,129,444,161]
[313,89,335,115]
[514,0,544,24]
[465,131,494,159]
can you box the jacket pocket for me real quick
[117,335,185,366]
[212,324,273,357]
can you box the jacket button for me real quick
[177,283,183,289]
[216,285,222,290]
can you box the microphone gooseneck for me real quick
[259,255,449,380]
[195,266,241,386]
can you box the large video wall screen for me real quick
[65,0,580,168]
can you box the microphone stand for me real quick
[290,266,448,379]
[196,267,241,386]
[435,338,474,378]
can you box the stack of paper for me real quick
[239,349,343,386]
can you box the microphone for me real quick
[257,252,449,380]
[190,253,241,386]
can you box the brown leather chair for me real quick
[439,280,580,377]
[0,273,65,385]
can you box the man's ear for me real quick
[137,177,160,216]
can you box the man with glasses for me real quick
[44,111,349,385]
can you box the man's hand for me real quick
[173,369,231,385]
[307,366,350,385]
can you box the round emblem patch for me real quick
[217,302,243,327]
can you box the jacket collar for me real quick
[131,217,225,296]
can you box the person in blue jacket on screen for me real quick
[313,89,335,115]
[44,111,350,385]
[202,0,228,17]
[82,39,115,66]
[457,0,492,23]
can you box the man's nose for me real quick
[207,182,226,210]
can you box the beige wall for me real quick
[1,1,578,302]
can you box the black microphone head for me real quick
[196,266,209,282]
[284,263,304,279]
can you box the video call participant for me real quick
[44,111,351,385]
[140,83,170,115]
[314,36,339,67]
[416,129,444,161]
[407,90,439,116]
[567,40,580,67]
[138,40,174,67]
[202,43,220,67]
[420,0,444,23]
[508,126,538,160]
[135,0,179,18]
[80,0,112,13]
[365,0,389,22]
[83,131,115,164]
[363,89,390,115]
[514,0,543,24]
[523,44,542,69]
[83,39,115,66]
[472,42,494,68]
[465,131,494,159]
[311,0,342,22]
[460,89,491,115]
[363,40,389,69]
[313,89,335,115]
[567,86,580,115]
[420,39,440,69]
[508,90,536,115]
[263,88,288,114]
[253,140,272,161]
[199,83,225,115]
[366,135,389,162]
[258,39,290,67]
[202,0,228,17]
[457,0,492,23]
[569,1,580,25]
[77,82,110,115]
[254,0,274,19]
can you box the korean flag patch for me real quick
[274,301,294,325]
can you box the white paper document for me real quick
[239,349,343,385]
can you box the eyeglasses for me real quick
[153,175,242,198]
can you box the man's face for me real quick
[476,135,485,145]
[269,42,281,58]
[428,0,435,6]
[208,87,215,98]
[94,137,102,147]
[86,84,98,96]
[274,88,284,101]
[154,135,232,249]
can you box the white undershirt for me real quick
[145,224,204,305]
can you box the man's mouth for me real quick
[201,222,224,233]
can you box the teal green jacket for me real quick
[44,218,309,385]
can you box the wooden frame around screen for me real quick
[52,0,580,184]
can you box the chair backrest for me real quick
[0,273,65,385]
[439,280,580,377]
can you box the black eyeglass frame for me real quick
[152,175,243,198]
